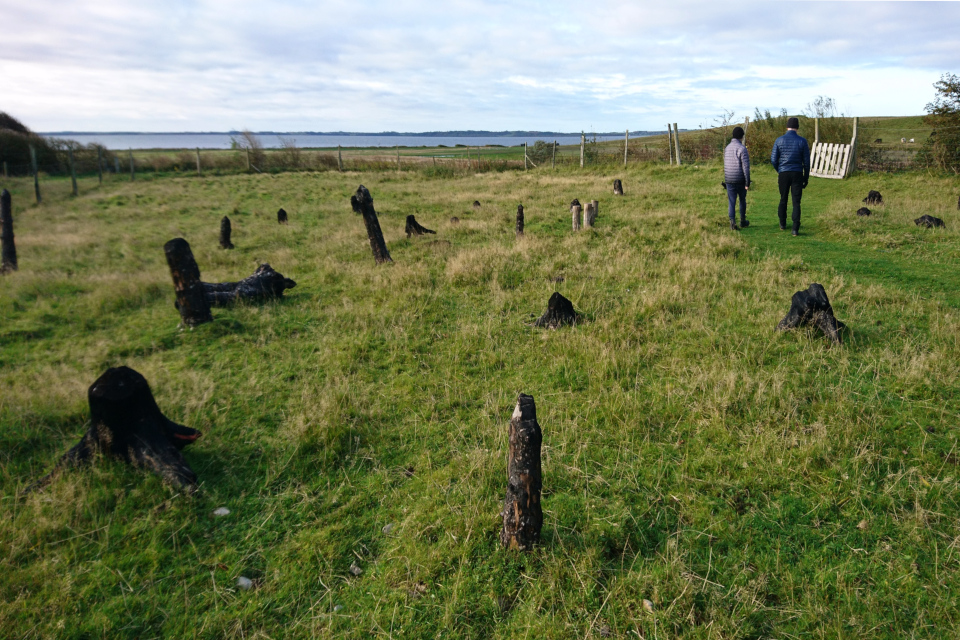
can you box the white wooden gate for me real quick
[810,117,858,179]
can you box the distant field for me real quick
[2,159,959,638]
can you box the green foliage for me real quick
[917,73,960,171]
[526,140,553,165]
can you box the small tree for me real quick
[231,129,266,169]
[917,73,960,172]
[527,140,553,165]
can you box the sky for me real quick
[2,0,958,133]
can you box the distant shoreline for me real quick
[39,130,669,137]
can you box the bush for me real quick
[916,73,960,172]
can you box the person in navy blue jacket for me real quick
[770,117,811,235]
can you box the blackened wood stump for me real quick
[405,215,436,238]
[500,393,542,551]
[516,204,524,237]
[776,283,845,345]
[613,179,623,196]
[164,238,213,326]
[856,207,871,217]
[219,216,234,249]
[350,185,393,264]
[534,292,580,328]
[472,200,481,210]
[33,366,201,491]
[1,189,16,273]
[863,191,883,205]
[198,263,296,307]
[915,215,945,229]
[569,198,581,213]
[277,208,288,224]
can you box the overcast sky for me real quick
[2,1,958,132]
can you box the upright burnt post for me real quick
[277,208,288,224]
[164,238,213,326]
[1,190,16,272]
[501,393,542,551]
[350,185,392,264]
[516,204,524,237]
[613,179,623,195]
[30,144,41,204]
[219,216,234,249]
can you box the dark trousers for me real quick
[778,171,805,231]
[726,182,747,221]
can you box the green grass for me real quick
[2,161,960,638]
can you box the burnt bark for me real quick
[856,207,871,217]
[915,215,945,228]
[219,216,234,249]
[534,292,580,328]
[570,198,581,212]
[32,366,201,491]
[776,283,845,345]
[613,179,623,196]
[863,191,883,205]
[277,208,288,224]
[405,215,436,238]
[164,238,213,327]
[1,189,16,273]
[194,263,296,307]
[500,393,542,551]
[350,185,393,264]
[516,204,524,237]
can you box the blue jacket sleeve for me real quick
[770,139,780,172]
[802,139,811,176]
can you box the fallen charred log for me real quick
[405,215,436,238]
[189,263,296,307]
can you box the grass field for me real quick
[2,159,959,639]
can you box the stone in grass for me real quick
[382,523,394,535]
[237,576,253,590]
[915,214,945,229]
[856,207,871,216]
[349,562,363,576]
[533,292,580,329]
[776,283,846,345]
[213,507,231,517]
[643,599,655,613]
[863,190,883,205]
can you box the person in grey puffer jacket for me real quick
[771,117,811,235]
[723,126,750,230]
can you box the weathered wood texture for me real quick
[405,215,436,238]
[516,204,524,237]
[583,203,596,228]
[32,366,201,491]
[572,205,582,232]
[219,216,234,249]
[277,208,288,224]
[673,122,682,166]
[163,238,213,326]
[196,263,296,307]
[534,292,580,328]
[613,179,623,196]
[811,117,858,179]
[500,393,542,551]
[350,185,393,264]
[1,189,16,273]
[776,283,845,345]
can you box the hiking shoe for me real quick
[740,219,750,228]
[792,230,799,236]
[780,224,786,230]
[730,220,739,231]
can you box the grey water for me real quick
[39,132,637,150]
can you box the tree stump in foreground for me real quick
[572,205,581,232]
[219,216,234,249]
[613,179,623,195]
[776,283,845,345]
[584,202,596,228]
[516,204,524,237]
[1,189,16,273]
[277,208,288,224]
[534,292,580,328]
[915,215,945,229]
[32,366,201,491]
[856,207,871,217]
[405,215,436,238]
[193,263,296,307]
[164,238,213,326]
[500,393,542,551]
[863,191,883,205]
[350,185,393,264]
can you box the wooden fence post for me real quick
[68,147,78,196]
[673,123,682,166]
[196,148,201,176]
[245,148,251,171]
[163,238,213,327]
[114,157,120,174]
[1,189,16,272]
[338,145,343,172]
[397,145,400,171]
[29,145,41,204]
[580,132,585,168]
[572,204,581,232]
[516,204,524,237]
[524,143,528,170]
[552,140,556,169]
[814,118,819,145]
[666,124,673,165]
[500,393,542,551]
[477,146,481,172]
[97,147,103,185]
[129,149,135,181]
[845,117,859,178]
[624,129,629,166]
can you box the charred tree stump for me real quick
[572,205,582,232]
[194,263,296,307]
[915,215,945,229]
[350,185,393,264]
[450,216,460,224]
[1,189,16,273]
[863,191,883,205]
[613,179,624,195]
[856,207,871,217]
[534,292,580,328]
[164,238,213,327]
[472,200,481,210]
[219,216,234,249]
[500,393,542,551]
[32,366,201,491]
[516,204,524,237]
[776,283,845,345]
[405,214,436,238]
[584,202,596,228]
[277,208,288,224]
